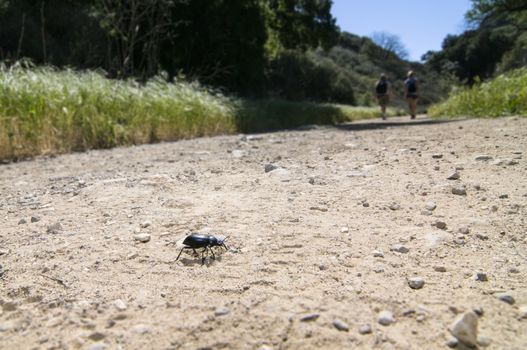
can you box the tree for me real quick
[370,31,409,60]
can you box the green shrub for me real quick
[429,68,527,118]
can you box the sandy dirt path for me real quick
[1,115,526,350]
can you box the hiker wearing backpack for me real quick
[375,74,390,119]
[404,70,419,119]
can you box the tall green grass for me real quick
[428,68,527,118]
[0,65,386,161]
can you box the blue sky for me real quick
[331,0,472,61]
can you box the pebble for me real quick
[358,324,372,334]
[390,244,409,253]
[332,319,349,332]
[452,186,467,195]
[475,272,488,282]
[449,311,478,347]
[340,227,349,233]
[88,332,106,341]
[447,171,460,180]
[434,221,447,230]
[131,324,150,334]
[508,267,520,274]
[432,154,443,159]
[47,222,63,234]
[373,250,384,258]
[496,293,515,305]
[299,313,320,322]
[140,220,151,228]
[389,203,400,210]
[31,215,41,223]
[421,210,433,216]
[378,310,394,326]
[133,234,151,243]
[433,266,447,272]
[18,218,27,225]
[518,305,527,319]
[425,202,437,211]
[214,307,230,316]
[475,155,492,161]
[264,164,278,173]
[85,343,107,350]
[477,336,492,348]
[476,233,489,240]
[408,277,425,289]
[114,299,127,311]
[458,226,470,235]
[446,337,458,348]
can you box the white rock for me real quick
[449,311,478,347]
[408,277,425,289]
[358,324,372,334]
[133,233,151,243]
[447,171,460,180]
[332,319,349,332]
[425,202,437,211]
[390,244,409,253]
[214,307,230,316]
[114,299,127,311]
[378,310,394,326]
[140,220,152,228]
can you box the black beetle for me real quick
[176,233,228,264]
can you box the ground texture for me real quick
[0,116,526,350]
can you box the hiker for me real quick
[375,74,390,119]
[404,70,419,119]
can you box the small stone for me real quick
[447,171,460,180]
[496,293,515,305]
[332,319,349,332]
[88,332,106,341]
[299,313,319,322]
[390,244,409,253]
[214,306,230,316]
[432,154,443,159]
[477,336,492,347]
[373,250,384,258]
[133,233,151,243]
[518,305,527,319]
[408,277,425,289]
[508,267,520,274]
[452,186,467,196]
[446,337,458,348]
[476,233,488,240]
[264,164,278,173]
[475,272,488,282]
[434,266,447,272]
[450,311,478,347]
[458,226,470,235]
[378,311,394,326]
[421,210,433,216]
[2,302,18,312]
[318,263,327,271]
[31,215,41,223]
[47,222,63,234]
[358,324,372,334]
[340,227,349,233]
[362,202,370,207]
[475,155,492,161]
[389,203,400,210]
[140,220,151,228]
[499,194,509,199]
[18,218,27,225]
[114,299,127,311]
[473,307,484,317]
[434,221,447,230]
[85,343,107,350]
[131,324,150,334]
[425,202,437,211]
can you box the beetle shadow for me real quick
[177,254,223,267]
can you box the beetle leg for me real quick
[176,247,185,260]
[201,247,208,265]
[210,247,216,259]
[192,248,198,256]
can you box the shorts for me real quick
[377,94,389,106]
[406,94,418,100]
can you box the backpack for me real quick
[376,80,388,94]
[406,78,417,93]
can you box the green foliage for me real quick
[428,67,527,118]
[0,65,236,160]
[426,0,527,83]
[0,66,384,161]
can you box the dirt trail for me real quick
[1,115,526,350]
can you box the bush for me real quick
[428,68,527,118]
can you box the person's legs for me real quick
[407,97,417,119]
